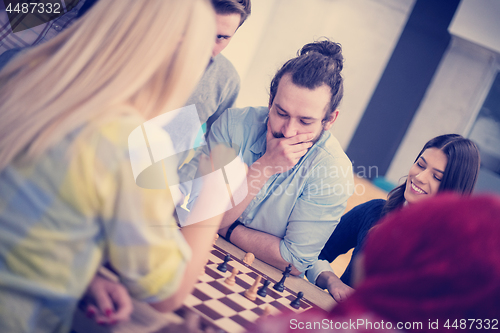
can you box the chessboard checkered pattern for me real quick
[174,245,318,333]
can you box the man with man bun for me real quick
[186,39,354,298]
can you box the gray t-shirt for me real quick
[177,54,240,184]
[187,54,240,135]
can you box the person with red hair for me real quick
[251,193,500,332]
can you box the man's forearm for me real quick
[229,224,302,276]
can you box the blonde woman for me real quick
[0,0,224,332]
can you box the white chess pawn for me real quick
[244,275,261,301]
[243,252,255,265]
[224,267,238,286]
[200,259,208,277]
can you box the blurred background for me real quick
[221,0,500,195]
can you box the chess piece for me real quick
[200,259,208,276]
[217,254,230,273]
[243,252,255,265]
[273,264,292,292]
[290,291,304,309]
[213,234,219,245]
[224,267,238,286]
[259,306,272,320]
[257,279,271,297]
[244,275,262,301]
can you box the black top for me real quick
[319,199,386,286]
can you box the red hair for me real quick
[251,194,500,333]
[334,193,500,331]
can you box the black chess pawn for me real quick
[217,254,230,273]
[290,291,303,309]
[273,264,291,292]
[257,279,271,297]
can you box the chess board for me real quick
[173,245,319,333]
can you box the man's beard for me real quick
[272,128,325,145]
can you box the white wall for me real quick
[449,0,500,55]
[385,36,499,184]
[386,0,500,185]
[222,0,415,149]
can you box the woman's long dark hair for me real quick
[382,134,480,216]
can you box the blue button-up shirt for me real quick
[188,106,353,280]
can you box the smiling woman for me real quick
[310,134,481,303]
[404,147,448,203]
[385,134,480,212]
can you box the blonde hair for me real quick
[0,0,215,171]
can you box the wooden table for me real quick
[72,237,336,333]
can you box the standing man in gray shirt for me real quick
[176,0,251,201]
[188,0,251,135]
[186,0,251,133]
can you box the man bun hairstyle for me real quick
[211,0,251,27]
[269,38,344,123]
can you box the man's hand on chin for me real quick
[259,121,314,175]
